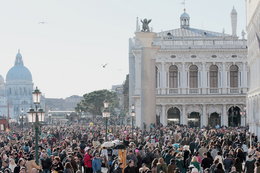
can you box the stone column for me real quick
[182,105,187,125]
[136,32,159,129]
[202,104,208,127]
[222,63,228,94]
[242,62,247,93]
[202,63,207,94]
[161,105,167,126]
[181,63,187,94]
[223,104,228,126]
[161,62,166,94]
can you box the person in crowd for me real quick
[64,162,74,173]
[51,156,64,173]
[14,158,26,173]
[244,154,256,173]
[223,154,234,173]
[41,152,52,173]
[167,159,176,173]
[139,163,150,173]
[92,153,102,173]
[214,163,225,173]
[124,160,136,173]
[84,149,93,173]
[151,158,158,173]
[25,154,42,173]
[157,157,167,173]
[113,162,123,173]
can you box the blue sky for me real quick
[0,0,246,98]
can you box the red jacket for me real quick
[84,153,92,167]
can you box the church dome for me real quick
[180,11,190,19]
[6,51,32,82]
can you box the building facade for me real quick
[0,50,45,121]
[246,0,260,136]
[129,9,248,128]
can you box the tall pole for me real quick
[132,116,134,139]
[35,105,39,164]
[21,116,23,132]
[105,117,108,141]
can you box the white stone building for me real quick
[246,0,260,136]
[0,50,46,121]
[129,9,248,128]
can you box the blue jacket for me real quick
[92,157,102,172]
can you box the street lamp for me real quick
[131,104,136,139]
[102,100,110,141]
[27,87,45,165]
[19,109,26,131]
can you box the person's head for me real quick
[118,162,123,168]
[152,158,158,167]
[217,151,222,156]
[18,158,25,166]
[53,156,60,164]
[158,157,164,164]
[95,153,99,158]
[128,160,134,167]
[191,156,198,163]
[170,159,175,165]
[19,166,26,173]
[65,162,73,169]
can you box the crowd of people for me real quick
[0,123,258,173]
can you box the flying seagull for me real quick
[102,63,108,68]
[39,21,47,24]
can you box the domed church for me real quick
[1,50,34,119]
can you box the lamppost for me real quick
[27,87,45,164]
[131,104,135,138]
[19,109,26,131]
[102,100,110,141]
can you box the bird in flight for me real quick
[102,63,108,68]
[39,21,47,24]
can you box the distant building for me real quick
[129,8,248,128]
[111,85,124,108]
[45,95,82,111]
[0,50,45,120]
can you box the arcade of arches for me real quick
[158,105,246,128]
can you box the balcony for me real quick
[155,87,247,95]
[209,88,220,94]
[189,88,200,94]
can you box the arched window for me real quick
[230,65,239,87]
[169,65,178,88]
[189,65,198,88]
[210,65,218,88]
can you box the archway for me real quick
[209,112,221,128]
[188,112,200,127]
[228,106,241,127]
[167,107,180,125]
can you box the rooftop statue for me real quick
[141,18,152,32]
